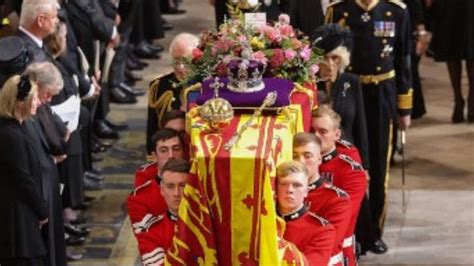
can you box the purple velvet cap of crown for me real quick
[197,77,294,107]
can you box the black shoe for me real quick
[126,58,145,71]
[84,170,104,181]
[452,99,465,123]
[91,141,108,153]
[110,86,137,104]
[70,214,87,225]
[125,68,143,82]
[119,82,146,97]
[94,120,120,139]
[370,238,388,254]
[92,137,112,148]
[145,42,164,53]
[134,45,161,59]
[163,7,186,14]
[84,176,104,191]
[163,23,173,31]
[104,119,129,131]
[65,233,85,246]
[84,195,96,202]
[64,223,90,237]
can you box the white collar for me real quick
[19,26,43,48]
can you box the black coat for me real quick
[23,118,67,266]
[0,117,48,258]
[319,72,370,169]
[288,0,324,36]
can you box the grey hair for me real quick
[169,33,199,59]
[328,46,351,73]
[20,0,59,27]
[25,61,64,95]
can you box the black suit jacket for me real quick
[64,0,115,63]
[0,117,48,258]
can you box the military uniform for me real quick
[136,211,177,266]
[281,207,336,266]
[326,0,413,241]
[319,149,367,266]
[146,72,183,155]
[306,178,352,266]
[127,179,167,236]
[134,162,159,187]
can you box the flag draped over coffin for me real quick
[166,105,308,265]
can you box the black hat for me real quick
[0,36,32,86]
[311,23,353,54]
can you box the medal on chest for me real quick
[374,21,396,37]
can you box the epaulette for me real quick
[337,139,353,148]
[323,183,349,199]
[138,162,155,171]
[387,0,406,9]
[308,212,330,226]
[339,154,364,171]
[150,70,174,85]
[131,180,152,196]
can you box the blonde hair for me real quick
[45,21,67,57]
[312,105,341,130]
[293,132,322,149]
[327,46,351,73]
[26,61,63,95]
[0,75,38,120]
[276,161,309,180]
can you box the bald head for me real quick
[169,33,199,59]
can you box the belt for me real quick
[342,235,354,248]
[329,251,343,265]
[359,70,395,85]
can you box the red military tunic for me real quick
[134,162,159,187]
[127,179,167,235]
[136,211,177,266]
[336,139,362,165]
[319,149,367,266]
[306,178,352,266]
[282,207,336,266]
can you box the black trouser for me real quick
[355,194,376,252]
[362,80,396,239]
[109,24,133,88]
[411,53,426,119]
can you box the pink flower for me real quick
[299,45,311,61]
[251,51,268,63]
[265,27,282,42]
[270,49,285,68]
[310,64,320,76]
[284,49,296,60]
[192,48,203,60]
[279,25,294,38]
[238,35,248,42]
[278,14,291,25]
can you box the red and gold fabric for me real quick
[166,106,305,265]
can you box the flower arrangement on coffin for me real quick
[177,14,323,87]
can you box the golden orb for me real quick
[199,97,234,130]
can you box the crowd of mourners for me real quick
[0,0,185,264]
[0,0,472,265]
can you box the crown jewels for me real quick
[199,77,234,130]
[227,59,266,93]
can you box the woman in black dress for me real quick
[312,23,369,167]
[430,0,474,123]
[0,75,48,266]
